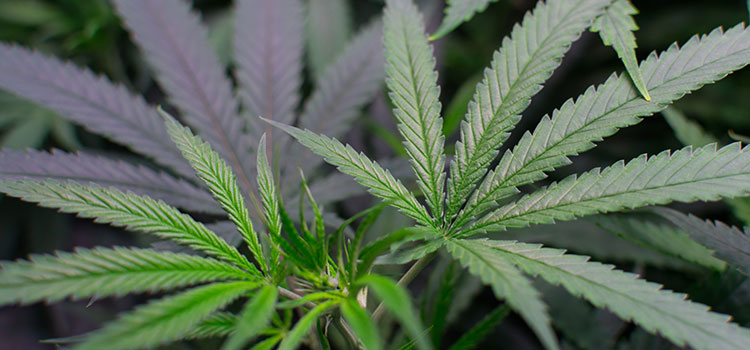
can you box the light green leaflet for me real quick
[76,281,258,350]
[164,112,266,273]
[591,0,651,101]
[446,0,610,220]
[384,0,447,226]
[446,239,558,350]
[484,240,750,349]
[0,247,249,305]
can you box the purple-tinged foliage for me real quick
[0,44,194,179]
[0,149,220,214]
[300,20,385,139]
[112,0,255,194]
[235,0,304,131]
[285,20,386,186]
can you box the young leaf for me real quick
[75,281,258,350]
[445,239,559,350]
[591,0,651,101]
[447,0,610,219]
[470,143,750,235]
[277,300,339,350]
[235,0,303,129]
[653,207,750,276]
[357,275,433,350]
[341,298,383,350]
[484,239,750,350]
[0,44,193,178]
[112,0,255,193]
[165,114,265,273]
[458,23,750,228]
[430,0,499,40]
[306,0,352,78]
[268,120,434,228]
[0,247,248,306]
[0,179,254,272]
[222,285,277,350]
[384,0,446,224]
[0,149,220,214]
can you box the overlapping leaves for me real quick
[276,0,750,348]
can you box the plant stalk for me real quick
[371,252,437,322]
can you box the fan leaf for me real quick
[268,120,434,228]
[0,43,193,178]
[235,0,303,130]
[447,0,610,219]
[470,143,750,235]
[385,0,446,224]
[222,285,277,350]
[165,114,265,273]
[112,0,255,194]
[75,281,258,350]
[0,247,249,306]
[285,20,386,182]
[653,207,750,276]
[484,239,750,350]
[457,23,750,228]
[0,179,255,272]
[306,0,352,78]
[445,239,559,350]
[0,149,219,214]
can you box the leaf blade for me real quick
[222,285,277,350]
[447,0,610,219]
[268,120,434,228]
[165,114,265,272]
[591,0,651,100]
[357,275,433,350]
[458,23,750,228]
[75,281,258,350]
[235,0,303,128]
[653,207,750,276]
[0,247,249,306]
[341,299,383,350]
[385,0,446,224]
[112,0,255,194]
[0,149,220,214]
[471,143,750,235]
[487,240,750,350]
[0,179,254,271]
[0,43,193,178]
[431,0,499,40]
[446,239,559,350]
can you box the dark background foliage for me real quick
[0,0,748,349]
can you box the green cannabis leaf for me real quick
[274,0,750,348]
[591,0,651,101]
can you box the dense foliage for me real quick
[1,0,749,349]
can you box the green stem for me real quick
[371,252,437,322]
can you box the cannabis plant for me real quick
[0,0,385,231]
[267,0,750,348]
